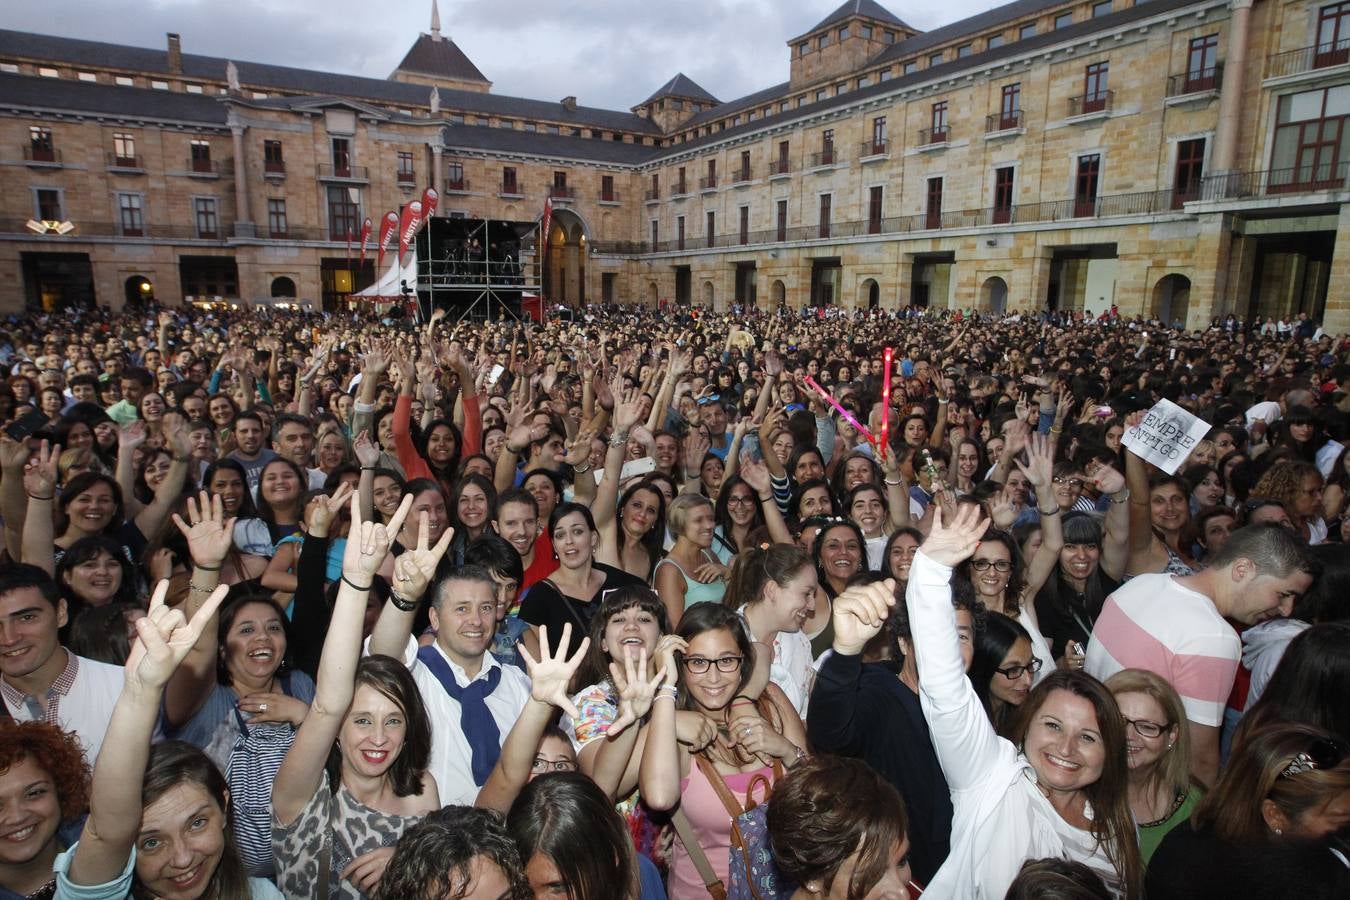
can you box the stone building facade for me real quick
[1,0,1347,332]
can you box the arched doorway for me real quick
[702,280,715,308]
[1152,274,1191,326]
[981,276,1008,314]
[124,274,153,308]
[271,277,297,299]
[648,281,659,307]
[772,280,786,307]
[544,209,590,307]
[860,278,880,309]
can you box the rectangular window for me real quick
[77,71,96,82]
[930,52,944,67]
[931,102,949,140]
[739,206,749,245]
[118,193,143,236]
[903,60,918,75]
[326,186,359,241]
[706,210,716,248]
[28,126,54,162]
[706,158,717,189]
[1186,34,1220,90]
[447,161,465,190]
[819,33,830,49]
[1173,138,1205,206]
[677,215,686,251]
[1019,23,1037,39]
[649,172,659,199]
[151,80,169,90]
[885,30,896,43]
[38,67,58,78]
[926,178,943,229]
[880,70,893,82]
[839,25,849,40]
[263,139,284,173]
[957,43,973,58]
[502,166,518,193]
[816,89,828,102]
[777,140,790,174]
[993,167,1015,223]
[1075,154,1101,216]
[872,116,887,153]
[868,185,883,234]
[822,129,834,165]
[1271,86,1350,189]
[861,24,873,39]
[1084,62,1110,113]
[112,132,136,166]
[35,189,62,221]
[776,199,788,242]
[819,194,832,239]
[857,75,870,89]
[194,197,218,238]
[740,150,751,181]
[1092,1,1113,18]
[398,151,416,184]
[798,42,809,57]
[331,137,350,175]
[1001,83,1022,128]
[1318,3,1350,66]
[988,34,1004,49]
[185,84,203,94]
[190,139,211,172]
[115,75,133,86]
[602,175,615,201]
[267,199,287,237]
[677,166,687,193]
[651,220,659,248]
[1055,12,1074,29]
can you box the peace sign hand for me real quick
[308,482,354,538]
[519,624,590,720]
[390,511,455,605]
[126,578,229,692]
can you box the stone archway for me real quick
[1152,274,1191,325]
[124,274,153,308]
[271,276,297,299]
[981,276,1008,314]
[859,278,880,309]
[772,280,786,307]
[702,280,715,308]
[545,208,590,306]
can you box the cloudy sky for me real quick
[2,0,1000,110]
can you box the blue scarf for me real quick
[416,645,502,786]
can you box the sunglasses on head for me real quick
[1279,737,1348,779]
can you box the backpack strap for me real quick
[672,808,728,900]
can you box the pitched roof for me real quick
[681,81,790,130]
[442,123,662,165]
[638,73,719,107]
[392,33,489,84]
[0,71,227,125]
[809,0,912,34]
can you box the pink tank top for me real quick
[668,761,775,900]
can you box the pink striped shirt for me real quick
[1085,574,1240,726]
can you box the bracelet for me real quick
[757,494,772,502]
[732,693,756,706]
[360,465,376,471]
[1109,489,1131,504]
[25,492,53,501]
[1049,426,1063,434]
[188,582,215,595]
[653,693,677,704]
[789,745,809,767]
[505,443,524,455]
[341,574,372,592]
[883,477,904,486]
[193,562,223,571]
[389,591,418,612]
[658,684,680,697]
[609,433,630,447]
[1038,506,1060,516]
[574,463,592,474]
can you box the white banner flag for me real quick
[1122,398,1211,475]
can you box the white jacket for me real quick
[907,551,1125,898]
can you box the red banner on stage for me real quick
[376,211,398,273]
[398,201,423,265]
[421,188,439,221]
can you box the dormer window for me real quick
[860,24,873,39]
[819,33,830,49]
[838,25,849,40]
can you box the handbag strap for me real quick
[672,808,728,900]
[693,754,748,821]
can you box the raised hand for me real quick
[919,504,989,568]
[612,388,642,433]
[518,623,590,719]
[832,579,898,656]
[344,490,412,583]
[22,440,60,499]
[1091,462,1126,496]
[739,455,771,493]
[390,511,455,604]
[989,485,1017,529]
[363,341,390,375]
[606,647,666,738]
[764,350,783,377]
[1015,431,1055,492]
[126,579,228,692]
[172,491,237,569]
[683,430,710,473]
[353,430,380,468]
[0,436,31,471]
[162,415,192,460]
[308,482,354,537]
[561,428,596,468]
[119,419,147,451]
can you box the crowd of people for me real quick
[0,299,1345,900]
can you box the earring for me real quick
[1274,828,1283,835]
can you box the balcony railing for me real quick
[264,159,286,176]
[807,148,837,168]
[644,188,660,201]
[189,155,218,174]
[444,178,469,192]
[859,139,890,157]
[600,190,620,202]
[1067,91,1113,117]
[24,145,59,164]
[1267,40,1350,79]
[986,110,1023,133]
[1166,63,1223,97]
[1200,163,1350,201]
[918,127,949,146]
[107,152,143,170]
[672,181,691,196]
[396,169,417,186]
[733,167,753,183]
[317,163,369,181]
[0,218,361,242]
[500,181,523,196]
[699,175,718,190]
[548,184,575,199]
[769,158,792,176]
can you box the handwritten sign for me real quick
[1122,398,1210,475]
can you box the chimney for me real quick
[561,96,577,111]
[166,33,182,74]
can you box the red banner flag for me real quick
[376,211,398,273]
[398,201,423,266]
[539,196,553,299]
[421,187,439,221]
[357,216,373,269]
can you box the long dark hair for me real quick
[711,475,758,557]
[254,457,307,544]
[811,519,867,595]
[613,480,668,580]
[723,543,812,611]
[956,527,1026,616]
[325,655,432,798]
[1010,671,1143,899]
[969,610,1033,736]
[214,593,295,685]
[674,602,755,709]
[415,418,463,477]
[133,741,250,900]
[1033,512,1114,657]
[576,584,670,688]
[1235,622,1350,747]
[506,773,638,900]
[202,458,260,519]
[56,471,124,537]
[54,534,136,612]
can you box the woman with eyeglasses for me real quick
[1146,724,1350,899]
[640,602,807,900]
[1252,460,1328,545]
[967,611,1041,738]
[1104,669,1198,864]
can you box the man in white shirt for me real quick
[0,565,123,766]
[367,564,531,805]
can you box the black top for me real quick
[807,650,953,885]
[518,563,644,658]
[1034,572,1119,661]
[1147,821,1350,900]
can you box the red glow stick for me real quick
[804,376,875,445]
[880,346,893,461]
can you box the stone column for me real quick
[1211,0,1254,176]
[230,124,254,237]
[431,145,443,195]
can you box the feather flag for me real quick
[376,211,398,273]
